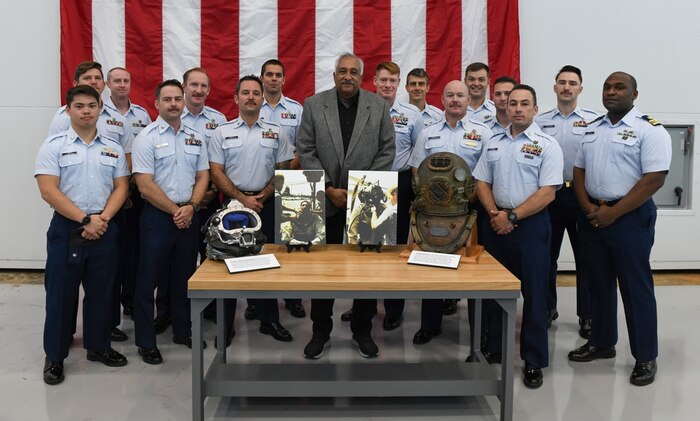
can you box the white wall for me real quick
[520,0,700,269]
[1,0,698,268]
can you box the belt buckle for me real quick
[597,199,607,206]
[564,180,572,188]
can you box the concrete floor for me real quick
[0,283,697,421]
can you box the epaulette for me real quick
[641,115,662,126]
[205,106,226,119]
[54,105,67,116]
[131,103,148,112]
[44,133,65,143]
[424,117,445,129]
[182,122,201,135]
[588,115,604,125]
[284,96,303,107]
[539,108,557,116]
[467,117,490,130]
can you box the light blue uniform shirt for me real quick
[468,99,496,127]
[390,100,424,171]
[409,116,493,172]
[473,123,564,209]
[132,116,210,204]
[419,103,444,126]
[208,118,294,192]
[261,94,303,147]
[35,127,129,214]
[104,96,152,138]
[574,107,672,201]
[536,106,599,182]
[181,105,227,147]
[48,105,135,153]
[489,117,508,136]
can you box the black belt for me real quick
[175,202,192,207]
[588,195,620,206]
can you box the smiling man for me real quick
[297,52,395,360]
[568,72,671,387]
[473,84,563,389]
[464,62,496,126]
[405,68,443,126]
[536,65,599,337]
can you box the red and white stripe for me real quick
[61,0,520,120]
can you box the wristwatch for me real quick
[187,201,200,212]
[81,214,92,225]
[507,210,519,223]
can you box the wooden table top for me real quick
[189,245,520,292]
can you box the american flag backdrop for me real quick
[60,0,520,120]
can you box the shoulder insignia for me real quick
[642,115,662,126]
[45,133,64,143]
[588,115,604,125]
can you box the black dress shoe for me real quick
[214,329,236,348]
[43,359,64,385]
[568,343,616,362]
[442,299,459,316]
[579,318,592,339]
[630,359,657,386]
[244,305,257,320]
[413,328,442,344]
[111,327,128,342]
[546,308,559,328]
[285,302,306,318]
[340,308,353,322]
[154,314,171,335]
[523,363,543,388]
[383,315,403,331]
[87,348,128,367]
[173,335,208,349]
[138,347,163,365]
[259,322,293,342]
[122,306,134,317]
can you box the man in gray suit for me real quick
[297,52,395,359]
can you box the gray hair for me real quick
[335,52,364,75]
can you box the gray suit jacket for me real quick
[297,88,396,216]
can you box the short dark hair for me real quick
[182,67,209,85]
[261,59,285,77]
[66,85,101,107]
[406,68,430,85]
[611,71,638,90]
[155,79,184,99]
[236,75,264,95]
[510,84,537,105]
[555,65,583,83]
[465,62,490,78]
[494,76,517,86]
[74,61,103,82]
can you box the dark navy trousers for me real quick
[133,203,199,348]
[547,186,591,318]
[44,213,117,362]
[481,209,551,368]
[578,199,658,362]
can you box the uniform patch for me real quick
[541,124,555,129]
[617,129,637,140]
[392,113,408,126]
[482,114,493,121]
[261,129,279,140]
[105,118,123,127]
[464,130,482,141]
[155,142,169,149]
[205,119,219,130]
[101,147,119,158]
[585,131,595,135]
[520,143,543,156]
[428,136,440,140]
[185,134,202,146]
[61,151,77,156]
[464,140,478,147]
[132,120,147,128]
[573,120,588,127]
[280,112,297,120]
[224,135,239,140]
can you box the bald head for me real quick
[608,71,637,90]
[441,80,470,124]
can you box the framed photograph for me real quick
[274,170,326,245]
[346,170,399,246]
